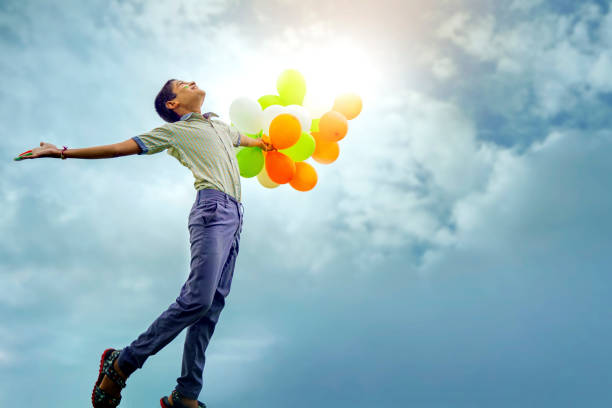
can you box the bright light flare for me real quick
[216,28,382,118]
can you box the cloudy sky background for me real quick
[1,0,611,406]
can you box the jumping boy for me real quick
[15,79,275,408]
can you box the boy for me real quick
[16,79,275,408]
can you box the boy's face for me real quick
[166,79,206,111]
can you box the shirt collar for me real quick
[179,112,219,121]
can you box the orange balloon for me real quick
[265,151,296,184]
[290,162,318,192]
[332,93,362,120]
[311,132,340,164]
[262,133,271,144]
[318,110,348,142]
[269,113,301,149]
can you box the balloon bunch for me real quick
[229,69,362,192]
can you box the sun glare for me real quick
[215,29,382,118]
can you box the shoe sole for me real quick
[91,348,116,407]
[160,396,206,408]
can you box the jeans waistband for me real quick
[196,188,243,215]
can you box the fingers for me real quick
[258,140,275,152]
[14,150,34,161]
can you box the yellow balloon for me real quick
[332,93,362,120]
[257,165,279,189]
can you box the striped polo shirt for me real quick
[132,111,243,202]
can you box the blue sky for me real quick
[1,0,611,407]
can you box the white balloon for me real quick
[257,166,279,189]
[285,105,311,134]
[229,97,264,134]
[262,105,285,135]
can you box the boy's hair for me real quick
[155,79,181,123]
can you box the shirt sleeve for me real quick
[226,123,241,147]
[131,125,173,155]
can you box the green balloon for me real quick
[236,147,264,178]
[310,118,320,132]
[258,95,282,110]
[277,69,306,106]
[279,132,316,162]
[244,129,263,139]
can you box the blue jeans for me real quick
[116,188,243,400]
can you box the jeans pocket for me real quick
[189,201,219,227]
[202,201,218,224]
[197,199,218,210]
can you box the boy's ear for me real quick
[166,100,178,110]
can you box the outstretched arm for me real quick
[239,134,275,151]
[15,139,141,161]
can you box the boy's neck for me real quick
[175,107,202,117]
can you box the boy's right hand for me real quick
[14,142,61,160]
[257,138,276,152]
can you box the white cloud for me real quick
[588,51,612,92]
[107,0,231,39]
[436,3,612,118]
[509,0,545,11]
[420,128,612,275]
[332,90,500,252]
[431,57,457,80]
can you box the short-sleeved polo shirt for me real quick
[131,111,243,202]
